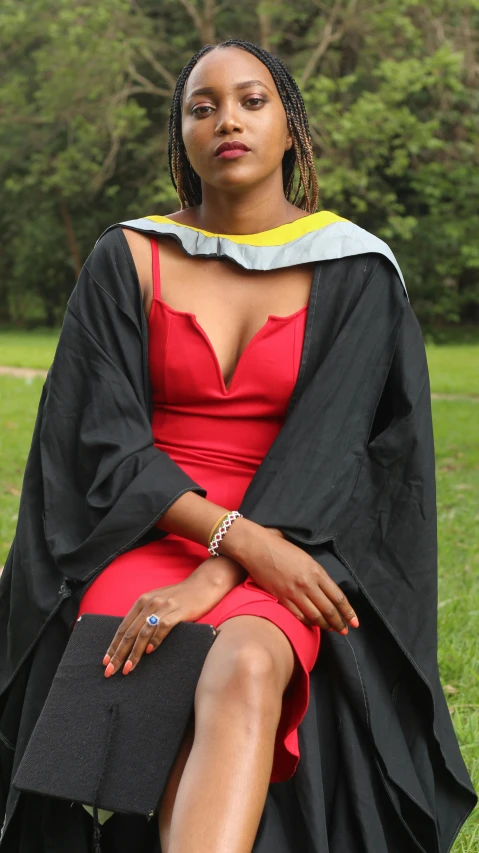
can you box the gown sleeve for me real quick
[39,226,207,582]
[239,253,409,540]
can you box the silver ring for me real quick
[146,614,161,627]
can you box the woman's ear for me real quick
[285,127,293,152]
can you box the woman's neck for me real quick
[169,181,310,235]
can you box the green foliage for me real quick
[0,0,477,325]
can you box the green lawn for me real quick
[434,398,479,851]
[0,329,59,369]
[0,333,478,848]
[0,376,45,556]
[426,344,479,396]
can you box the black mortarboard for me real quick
[13,614,218,851]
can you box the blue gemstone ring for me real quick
[146,614,161,627]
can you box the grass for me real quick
[0,376,44,555]
[0,332,478,849]
[0,329,59,369]
[434,398,479,850]
[426,345,479,396]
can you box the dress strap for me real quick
[150,237,161,302]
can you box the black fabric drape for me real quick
[0,226,476,852]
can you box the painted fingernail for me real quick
[104,663,114,677]
[339,627,349,636]
[146,644,154,654]
[103,654,111,666]
[349,616,360,628]
[123,660,133,675]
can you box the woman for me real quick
[0,39,476,853]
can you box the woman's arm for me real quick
[157,491,357,633]
[156,489,263,551]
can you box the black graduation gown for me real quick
[0,222,476,852]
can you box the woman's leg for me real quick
[158,714,196,849]
[158,614,298,853]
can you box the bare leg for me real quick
[158,715,196,851]
[158,615,297,853]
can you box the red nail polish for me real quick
[104,663,114,677]
[123,660,133,675]
[103,654,111,666]
[339,627,348,636]
[349,616,360,628]
[146,644,154,654]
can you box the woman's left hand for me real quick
[102,554,246,677]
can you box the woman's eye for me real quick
[192,105,214,116]
[245,97,265,108]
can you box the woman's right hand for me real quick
[221,520,359,635]
[102,554,248,677]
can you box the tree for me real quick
[0,0,477,326]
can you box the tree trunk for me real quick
[57,192,82,280]
[200,0,216,45]
[258,4,272,52]
[0,284,12,325]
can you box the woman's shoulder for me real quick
[88,224,152,300]
[119,227,151,298]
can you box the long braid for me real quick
[168,39,319,213]
[168,45,212,209]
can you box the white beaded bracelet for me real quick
[207,510,243,557]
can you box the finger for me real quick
[281,599,331,631]
[282,598,307,622]
[294,594,342,632]
[297,585,348,634]
[293,595,335,631]
[105,613,150,676]
[103,596,150,664]
[313,564,359,627]
[118,591,181,674]
[125,611,180,673]
[103,617,137,667]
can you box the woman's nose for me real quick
[215,106,244,136]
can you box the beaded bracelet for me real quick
[207,512,230,549]
[207,511,243,557]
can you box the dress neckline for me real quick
[149,296,308,396]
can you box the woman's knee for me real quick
[195,638,282,715]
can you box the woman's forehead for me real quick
[183,47,277,99]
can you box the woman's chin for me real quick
[204,173,270,197]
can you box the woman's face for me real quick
[181,47,293,196]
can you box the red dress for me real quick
[78,237,321,784]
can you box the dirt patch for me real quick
[431,392,479,402]
[0,366,48,379]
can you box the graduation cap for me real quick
[13,613,218,851]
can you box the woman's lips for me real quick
[216,149,249,159]
[214,141,251,159]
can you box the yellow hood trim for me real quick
[145,210,348,247]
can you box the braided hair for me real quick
[168,39,319,213]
